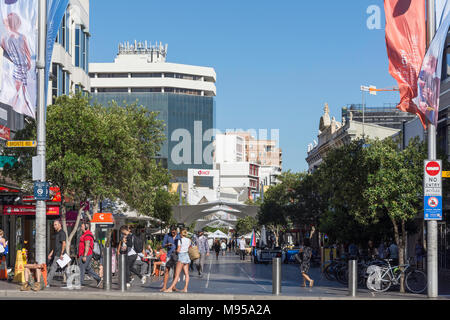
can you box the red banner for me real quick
[0,125,10,141]
[384,0,426,126]
[3,205,60,216]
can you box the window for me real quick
[51,63,70,104]
[96,88,128,93]
[131,73,162,78]
[131,88,162,92]
[75,25,89,73]
[97,73,128,78]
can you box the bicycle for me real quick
[366,258,427,294]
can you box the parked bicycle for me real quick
[366,258,427,294]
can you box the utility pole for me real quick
[35,0,47,265]
[426,0,438,299]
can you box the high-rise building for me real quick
[89,41,216,182]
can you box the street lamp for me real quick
[360,85,377,137]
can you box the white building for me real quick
[89,41,216,97]
[214,134,245,163]
[49,0,91,102]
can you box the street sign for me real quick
[443,171,450,178]
[6,140,36,147]
[33,181,50,201]
[424,196,442,220]
[424,160,442,196]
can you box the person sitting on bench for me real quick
[21,257,46,292]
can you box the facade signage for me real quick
[0,125,10,140]
[424,160,442,196]
[443,171,450,178]
[424,196,442,220]
[3,205,60,216]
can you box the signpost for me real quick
[6,141,37,147]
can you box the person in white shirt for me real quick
[164,228,192,293]
[239,236,247,261]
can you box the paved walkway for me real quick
[0,252,448,300]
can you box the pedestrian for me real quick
[151,246,167,276]
[377,241,387,259]
[367,240,378,260]
[118,225,144,288]
[160,226,181,292]
[133,250,149,284]
[415,240,425,270]
[195,231,209,277]
[221,240,227,256]
[0,229,8,259]
[228,241,231,252]
[239,236,246,260]
[47,220,66,287]
[21,254,45,292]
[387,240,399,265]
[78,221,102,288]
[296,238,314,287]
[213,240,220,260]
[164,228,191,293]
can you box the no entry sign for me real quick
[424,160,442,221]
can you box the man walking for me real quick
[78,221,102,288]
[194,231,209,277]
[47,220,66,287]
[239,236,246,260]
[119,225,143,288]
[160,226,180,291]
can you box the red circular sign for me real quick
[426,161,441,176]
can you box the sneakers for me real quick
[20,283,30,291]
[141,276,147,285]
[96,278,103,288]
[31,282,41,292]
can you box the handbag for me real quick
[188,245,200,260]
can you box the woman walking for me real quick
[164,228,191,293]
[213,240,221,260]
[221,240,227,256]
[296,238,314,287]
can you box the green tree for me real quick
[235,216,258,235]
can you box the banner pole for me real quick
[426,0,438,299]
[35,0,47,265]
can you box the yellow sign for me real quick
[13,249,27,283]
[443,171,450,178]
[6,140,36,147]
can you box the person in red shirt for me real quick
[78,221,102,288]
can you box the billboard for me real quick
[0,0,37,118]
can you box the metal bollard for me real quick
[119,253,127,291]
[103,246,112,290]
[272,257,281,295]
[348,259,357,297]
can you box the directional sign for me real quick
[424,196,442,220]
[443,171,450,178]
[424,160,442,196]
[6,141,36,147]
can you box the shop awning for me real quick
[3,205,60,216]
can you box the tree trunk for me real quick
[66,206,85,257]
[391,217,405,293]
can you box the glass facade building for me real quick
[91,92,215,182]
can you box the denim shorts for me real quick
[178,252,191,264]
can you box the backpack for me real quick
[93,241,102,261]
[132,234,143,254]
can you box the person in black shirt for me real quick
[47,220,66,287]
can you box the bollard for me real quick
[103,246,112,290]
[119,253,127,291]
[272,257,281,295]
[348,259,357,297]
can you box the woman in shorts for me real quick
[164,228,191,293]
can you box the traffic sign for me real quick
[33,181,50,201]
[424,160,442,196]
[443,171,450,178]
[424,196,442,220]
[6,141,36,147]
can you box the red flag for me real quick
[384,0,426,127]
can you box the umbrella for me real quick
[250,229,256,247]
[260,225,267,247]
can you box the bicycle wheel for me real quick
[336,266,348,285]
[367,270,392,292]
[405,270,427,294]
[323,264,336,281]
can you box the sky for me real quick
[89,0,401,173]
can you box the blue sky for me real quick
[89,0,401,172]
